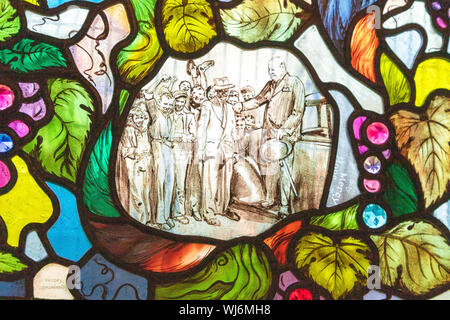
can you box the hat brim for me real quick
[213,84,235,90]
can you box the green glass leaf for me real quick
[0,251,27,274]
[83,123,120,217]
[131,0,157,21]
[221,0,309,43]
[0,39,66,73]
[371,219,450,296]
[0,0,20,42]
[294,231,374,300]
[155,243,272,300]
[23,79,94,183]
[119,89,130,115]
[383,161,419,216]
[310,204,359,231]
[117,0,162,85]
[380,52,411,106]
[390,96,449,208]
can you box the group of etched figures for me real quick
[116,57,307,231]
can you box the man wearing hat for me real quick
[198,81,240,226]
[213,77,235,102]
[171,90,196,224]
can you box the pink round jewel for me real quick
[363,179,381,193]
[367,122,389,145]
[8,120,30,138]
[0,160,10,188]
[0,85,15,111]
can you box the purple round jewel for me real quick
[364,156,382,174]
[431,2,441,10]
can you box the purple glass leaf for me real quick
[19,98,46,121]
[18,82,39,98]
[273,292,283,300]
[8,120,30,138]
[279,271,299,292]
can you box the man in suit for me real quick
[197,84,239,226]
[172,90,196,224]
[148,91,176,231]
[235,57,305,218]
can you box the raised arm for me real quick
[151,75,172,102]
[235,81,272,112]
[197,60,214,89]
[168,76,177,92]
[145,77,163,97]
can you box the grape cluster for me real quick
[426,0,449,33]
[0,81,43,192]
[351,113,394,230]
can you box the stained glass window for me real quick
[0,0,448,302]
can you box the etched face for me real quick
[242,90,254,101]
[175,97,187,111]
[268,58,286,81]
[159,95,174,114]
[132,109,148,128]
[207,87,218,100]
[179,81,192,93]
[191,87,205,105]
[143,90,152,100]
[227,91,240,104]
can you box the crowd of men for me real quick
[116,57,306,231]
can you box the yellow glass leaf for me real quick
[390,95,450,208]
[294,231,374,299]
[22,0,39,5]
[0,156,53,247]
[371,220,450,296]
[380,52,411,106]
[414,58,450,106]
[161,0,217,53]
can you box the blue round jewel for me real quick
[0,133,13,153]
[363,204,387,229]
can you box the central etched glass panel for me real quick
[115,43,334,240]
